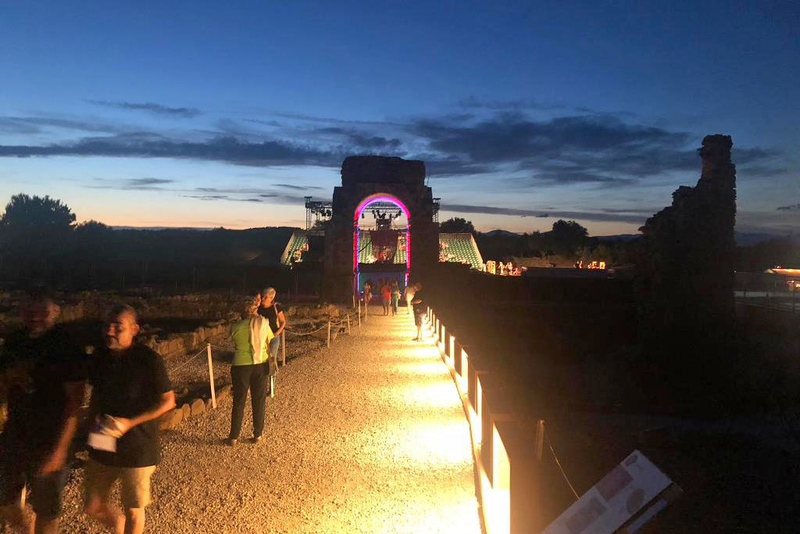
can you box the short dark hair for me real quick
[108,304,138,324]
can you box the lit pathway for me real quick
[59,308,481,533]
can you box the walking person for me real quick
[411,282,426,341]
[390,281,400,316]
[404,283,416,315]
[83,304,175,534]
[380,281,392,316]
[363,280,372,316]
[258,287,286,386]
[0,291,87,534]
[225,294,273,446]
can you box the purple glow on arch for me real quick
[353,194,411,223]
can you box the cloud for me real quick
[88,177,176,190]
[440,203,649,224]
[458,95,565,111]
[410,113,785,186]
[268,111,400,127]
[314,126,403,151]
[128,177,174,187]
[0,108,786,192]
[777,203,800,212]
[88,100,201,118]
[181,192,306,204]
[0,116,125,134]
[0,133,344,167]
[272,183,323,191]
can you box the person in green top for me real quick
[225,294,273,446]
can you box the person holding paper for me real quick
[83,305,175,534]
[0,291,87,534]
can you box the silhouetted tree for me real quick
[0,194,76,282]
[440,217,475,234]
[549,220,588,256]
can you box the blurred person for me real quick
[411,282,426,342]
[226,294,273,446]
[403,283,416,315]
[380,282,391,316]
[83,305,175,534]
[390,281,400,316]
[363,280,372,316]
[0,291,86,534]
[258,287,286,386]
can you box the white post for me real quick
[206,343,217,409]
[270,375,275,399]
[358,299,362,328]
[281,331,286,366]
[327,320,331,348]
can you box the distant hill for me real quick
[480,229,521,237]
[734,231,791,246]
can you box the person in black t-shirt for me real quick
[0,292,87,534]
[258,287,286,376]
[411,282,426,342]
[83,305,174,534]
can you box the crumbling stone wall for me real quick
[637,134,737,364]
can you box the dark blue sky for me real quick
[1,0,797,234]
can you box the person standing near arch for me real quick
[380,281,392,316]
[363,280,372,316]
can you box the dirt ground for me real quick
[54,307,481,533]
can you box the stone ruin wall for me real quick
[637,134,737,353]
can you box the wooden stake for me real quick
[535,419,545,461]
[281,331,286,366]
[358,300,362,328]
[327,321,331,348]
[206,343,217,409]
[346,313,351,335]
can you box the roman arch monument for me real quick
[323,156,439,302]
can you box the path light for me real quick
[447,334,455,367]
[456,346,469,394]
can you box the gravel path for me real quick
[58,307,482,533]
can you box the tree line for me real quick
[0,194,295,291]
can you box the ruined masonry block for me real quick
[190,398,205,417]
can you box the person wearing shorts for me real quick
[84,305,175,534]
[0,292,86,534]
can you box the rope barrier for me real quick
[284,323,329,337]
[167,347,208,373]
[284,312,356,337]
[545,432,580,500]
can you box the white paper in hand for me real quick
[87,432,117,452]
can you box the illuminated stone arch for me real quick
[323,157,438,302]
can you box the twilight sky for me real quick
[1,0,798,236]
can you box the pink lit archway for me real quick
[353,193,411,276]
